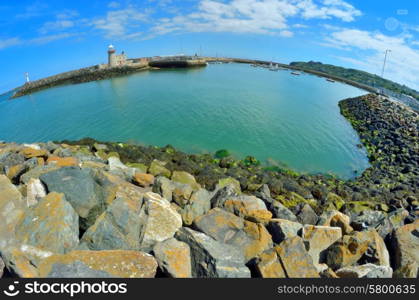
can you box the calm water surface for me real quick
[0,63,370,178]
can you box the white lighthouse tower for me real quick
[108,44,116,67]
[25,72,30,83]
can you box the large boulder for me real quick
[302,225,342,272]
[336,264,393,278]
[38,250,157,278]
[40,167,106,230]
[81,191,143,250]
[269,200,298,222]
[296,203,318,225]
[175,227,251,278]
[317,210,353,235]
[275,236,319,278]
[153,238,192,278]
[138,192,182,252]
[253,248,286,278]
[180,188,211,225]
[193,208,272,262]
[222,194,272,223]
[390,220,419,278]
[15,192,79,254]
[0,175,26,250]
[268,219,302,244]
[149,160,171,178]
[171,171,201,191]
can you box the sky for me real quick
[1,0,419,93]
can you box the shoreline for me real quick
[0,93,417,278]
[9,56,378,99]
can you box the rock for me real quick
[15,192,79,254]
[138,192,182,252]
[133,173,154,187]
[172,182,193,208]
[171,171,200,191]
[6,164,27,182]
[126,162,148,173]
[0,175,25,250]
[317,210,353,235]
[175,227,251,278]
[336,264,393,278]
[326,229,388,270]
[254,248,286,278]
[296,203,318,225]
[223,194,272,223]
[21,147,48,159]
[393,262,418,278]
[108,156,136,179]
[0,256,4,277]
[20,165,60,184]
[210,184,239,208]
[38,250,157,278]
[153,238,192,278]
[46,156,79,167]
[269,200,298,222]
[302,225,342,272]
[149,159,171,178]
[391,220,419,278]
[320,268,339,278]
[325,193,345,211]
[180,188,211,225]
[351,210,386,231]
[216,177,241,194]
[268,219,302,244]
[81,191,143,250]
[26,178,46,207]
[153,176,175,202]
[193,208,272,261]
[40,167,105,230]
[275,236,320,278]
[0,152,25,173]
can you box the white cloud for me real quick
[325,28,419,90]
[0,37,22,49]
[108,1,121,9]
[148,0,361,38]
[39,20,75,34]
[91,7,149,39]
[28,33,77,45]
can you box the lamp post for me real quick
[381,49,391,78]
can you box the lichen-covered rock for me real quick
[268,219,302,244]
[149,159,171,178]
[268,200,298,222]
[38,250,157,278]
[222,194,272,222]
[133,172,154,187]
[0,175,26,250]
[46,156,79,167]
[26,178,46,207]
[275,236,319,278]
[81,191,143,250]
[317,210,353,235]
[180,188,211,225]
[175,227,250,278]
[171,171,201,191]
[296,203,318,225]
[40,167,106,230]
[302,225,342,272]
[172,182,193,208]
[15,192,79,254]
[216,177,241,194]
[391,220,419,278]
[21,147,48,159]
[336,264,393,278]
[193,208,272,262]
[254,248,286,278]
[153,176,175,202]
[153,238,192,278]
[138,192,182,252]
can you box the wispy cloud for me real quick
[28,33,77,45]
[325,28,419,90]
[0,37,22,50]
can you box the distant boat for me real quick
[327,78,336,83]
[291,71,301,76]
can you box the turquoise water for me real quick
[0,63,369,178]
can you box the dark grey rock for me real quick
[175,227,251,278]
[269,200,298,221]
[40,167,106,229]
[296,203,318,225]
[210,185,239,208]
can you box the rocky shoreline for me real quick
[0,94,417,278]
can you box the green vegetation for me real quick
[290,61,419,102]
[214,149,231,159]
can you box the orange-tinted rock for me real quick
[133,173,155,187]
[21,148,48,158]
[6,164,26,181]
[47,156,79,167]
[254,249,286,278]
[38,250,158,278]
[153,238,192,278]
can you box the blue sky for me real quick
[1,0,419,93]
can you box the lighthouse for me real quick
[108,44,116,67]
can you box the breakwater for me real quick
[0,93,417,278]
